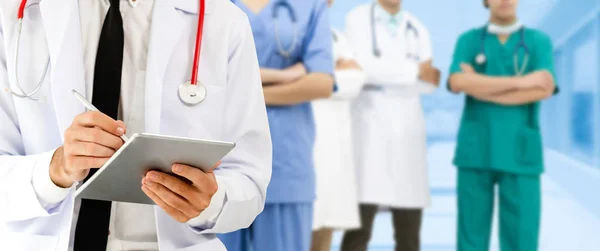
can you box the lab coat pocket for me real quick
[454,121,488,167]
[0,232,59,251]
[516,127,543,167]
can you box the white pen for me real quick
[71,89,129,142]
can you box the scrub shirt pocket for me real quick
[455,121,488,167]
[516,127,543,166]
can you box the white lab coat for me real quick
[345,5,435,208]
[0,0,272,251]
[312,29,366,231]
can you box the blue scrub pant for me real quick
[218,203,313,251]
[457,168,541,251]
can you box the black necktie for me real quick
[74,0,124,250]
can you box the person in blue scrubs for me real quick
[219,0,335,251]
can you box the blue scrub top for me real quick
[232,0,334,203]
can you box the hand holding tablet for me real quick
[75,133,235,205]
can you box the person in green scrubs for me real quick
[447,0,558,250]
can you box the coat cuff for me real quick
[186,180,227,232]
[368,62,419,85]
[31,150,72,210]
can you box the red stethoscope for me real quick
[14,0,208,105]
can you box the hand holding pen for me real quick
[46,90,129,188]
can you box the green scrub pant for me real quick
[457,168,541,251]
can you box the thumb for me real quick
[210,160,222,171]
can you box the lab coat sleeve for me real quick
[412,25,437,94]
[330,32,367,100]
[188,14,272,234]
[302,0,334,75]
[344,9,425,88]
[0,18,72,222]
[331,70,367,100]
[31,151,72,210]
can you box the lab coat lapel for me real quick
[144,0,214,134]
[40,0,86,139]
[145,0,184,134]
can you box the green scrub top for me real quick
[448,27,558,175]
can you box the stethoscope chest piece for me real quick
[178,81,206,106]
[476,53,486,65]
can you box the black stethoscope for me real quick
[370,3,420,61]
[476,25,530,76]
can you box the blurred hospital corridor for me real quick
[327,142,600,251]
[323,0,600,249]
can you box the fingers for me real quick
[67,127,124,150]
[420,59,433,67]
[210,161,222,171]
[298,63,307,74]
[143,178,201,219]
[146,171,199,200]
[64,141,115,157]
[74,111,126,137]
[172,164,218,209]
[65,156,110,170]
[348,60,362,69]
[171,164,206,185]
[460,63,474,73]
[432,68,441,84]
[141,184,193,222]
[335,59,344,68]
[171,163,218,187]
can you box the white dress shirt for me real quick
[30,0,225,250]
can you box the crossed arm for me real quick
[448,64,555,105]
[261,63,334,105]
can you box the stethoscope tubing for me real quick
[12,0,50,101]
[12,0,208,104]
[369,3,420,60]
[190,0,206,85]
[477,26,530,76]
[272,0,298,58]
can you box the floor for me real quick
[330,142,600,251]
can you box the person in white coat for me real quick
[0,0,271,251]
[341,0,441,251]
[311,1,367,251]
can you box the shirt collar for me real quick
[98,0,214,14]
[374,3,404,24]
[487,21,523,35]
[99,0,141,8]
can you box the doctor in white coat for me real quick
[311,1,367,251]
[341,0,440,250]
[0,0,271,251]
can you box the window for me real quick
[567,20,599,165]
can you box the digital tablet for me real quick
[74,133,236,205]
